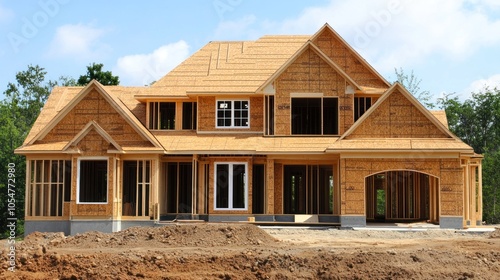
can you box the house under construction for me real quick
[16,24,483,235]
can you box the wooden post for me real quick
[266,159,274,214]
[192,155,198,215]
[470,165,476,226]
[464,162,470,225]
[478,162,483,224]
[113,157,120,218]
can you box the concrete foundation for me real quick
[25,219,158,236]
[439,216,464,229]
[340,215,366,228]
[24,220,70,237]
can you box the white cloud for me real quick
[215,0,500,73]
[471,0,500,10]
[47,23,110,60]
[114,41,190,86]
[465,74,500,94]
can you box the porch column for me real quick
[464,161,470,225]
[266,159,275,214]
[478,162,483,225]
[192,155,198,215]
[470,165,477,226]
[114,156,121,218]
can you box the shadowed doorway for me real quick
[366,171,439,223]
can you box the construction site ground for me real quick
[1,223,499,279]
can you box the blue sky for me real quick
[1,0,499,102]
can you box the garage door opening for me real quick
[366,171,439,223]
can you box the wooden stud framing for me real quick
[27,159,70,218]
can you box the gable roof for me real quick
[256,41,363,93]
[141,24,392,98]
[339,82,459,140]
[310,23,391,88]
[23,80,163,150]
[63,121,123,153]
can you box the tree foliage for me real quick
[394,68,435,108]
[0,65,54,237]
[77,63,119,86]
[438,88,500,154]
[439,87,500,224]
[482,149,500,224]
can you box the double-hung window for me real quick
[214,163,247,210]
[216,100,249,128]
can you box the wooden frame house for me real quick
[16,24,483,235]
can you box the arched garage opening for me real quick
[365,170,439,223]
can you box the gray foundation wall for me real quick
[208,215,340,223]
[70,220,116,235]
[24,220,71,237]
[340,215,366,228]
[439,216,464,229]
[25,220,158,236]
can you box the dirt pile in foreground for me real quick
[1,224,500,279]
[489,227,500,238]
[54,223,277,249]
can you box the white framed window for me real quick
[214,162,248,210]
[77,157,108,204]
[216,100,249,128]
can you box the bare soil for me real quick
[1,223,500,279]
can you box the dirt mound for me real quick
[55,223,277,249]
[3,225,500,279]
[490,227,500,238]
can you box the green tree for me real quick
[394,68,435,108]
[483,149,500,224]
[0,65,55,237]
[439,88,500,154]
[57,75,78,87]
[77,63,119,86]
[439,87,500,224]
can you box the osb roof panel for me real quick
[16,141,68,152]
[16,142,163,153]
[24,85,154,145]
[329,138,472,151]
[430,110,449,128]
[410,139,471,150]
[23,87,82,145]
[155,134,336,154]
[150,36,310,95]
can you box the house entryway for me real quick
[283,165,334,215]
[160,162,193,220]
[365,170,439,223]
